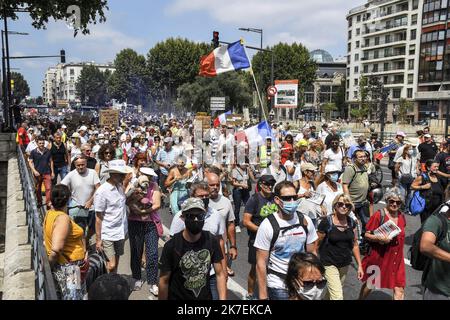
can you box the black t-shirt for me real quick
[418,142,438,163]
[158,231,223,300]
[30,148,52,174]
[50,142,67,168]
[435,152,450,174]
[318,217,355,268]
[244,193,275,240]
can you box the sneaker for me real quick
[235,226,241,233]
[149,284,159,296]
[133,280,143,291]
[244,294,255,300]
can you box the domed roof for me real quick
[310,49,334,63]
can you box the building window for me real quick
[355,53,359,61]
[347,68,350,76]
[70,69,74,75]
[348,42,351,52]
[354,66,359,73]
[346,92,349,100]
[347,80,350,88]
[411,29,416,40]
[413,0,419,10]
[384,62,389,71]
[354,78,359,85]
[375,37,380,45]
[409,44,416,55]
[408,59,414,70]
[407,88,413,98]
[364,65,369,73]
[348,18,353,28]
[356,28,360,36]
[357,15,361,22]
[347,55,351,64]
[354,91,358,99]
[348,30,352,40]
[392,89,401,98]
[365,39,370,47]
[411,14,418,25]
[356,41,360,48]
[408,74,414,84]
[372,64,378,72]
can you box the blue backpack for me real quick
[409,174,429,216]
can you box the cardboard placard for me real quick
[100,110,120,128]
[226,114,244,126]
[194,115,211,129]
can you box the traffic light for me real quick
[60,49,66,63]
[212,31,219,48]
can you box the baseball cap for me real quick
[259,174,276,186]
[78,125,88,131]
[424,134,432,138]
[301,163,318,172]
[181,197,206,213]
[98,133,105,139]
[396,131,406,137]
[61,124,67,129]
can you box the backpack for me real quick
[409,205,448,273]
[320,214,356,247]
[409,174,430,216]
[266,211,309,280]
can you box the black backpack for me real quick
[320,214,356,248]
[409,205,448,273]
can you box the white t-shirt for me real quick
[254,212,318,289]
[208,195,235,223]
[25,140,49,154]
[323,148,344,172]
[284,160,302,182]
[316,181,343,216]
[395,156,419,178]
[61,168,100,206]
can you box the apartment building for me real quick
[346,0,422,122]
[42,62,115,107]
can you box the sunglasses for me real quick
[278,195,299,201]
[262,182,275,188]
[336,202,352,209]
[388,200,402,206]
[301,279,327,290]
[104,151,113,155]
[185,213,206,221]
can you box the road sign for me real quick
[210,97,226,111]
[267,86,277,97]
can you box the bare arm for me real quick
[158,271,171,300]
[243,212,258,233]
[227,222,237,259]
[218,236,228,284]
[420,231,450,263]
[95,212,104,251]
[48,215,71,266]
[151,185,162,211]
[256,249,270,299]
[165,169,177,188]
[342,183,350,196]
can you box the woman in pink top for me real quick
[126,167,161,296]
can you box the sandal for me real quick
[227,267,235,277]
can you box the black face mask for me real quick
[185,219,204,235]
[202,198,210,209]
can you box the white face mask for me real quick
[408,150,414,156]
[296,280,326,300]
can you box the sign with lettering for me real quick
[99,109,120,128]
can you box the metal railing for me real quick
[16,146,58,300]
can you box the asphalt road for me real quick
[121,159,425,300]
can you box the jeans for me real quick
[267,287,289,300]
[52,165,68,185]
[36,173,52,206]
[354,202,370,236]
[232,188,250,226]
[398,182,412,213]
[210,274,218,300]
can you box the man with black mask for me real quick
[168,181,227,299]
[159,197,227,300]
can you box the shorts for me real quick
[102,239,125,260]
[248,239,256,265]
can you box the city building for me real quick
[42,62,115,107]
[416,0,450,120]
[346,0,421,123]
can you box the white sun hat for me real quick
[104,160,133,174]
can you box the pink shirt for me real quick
[128,182,160,222]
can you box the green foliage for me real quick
[176,72,252,113]
[108,48,148,106]
[322,102,337,121]
[10,72,30,103]
[398,98,413,124]
[252,42,317,96]
[75,64,110,105]
[333,77,346,115]
[146,38,212,108]
[2,0,109,36]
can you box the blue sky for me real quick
[6,0,362,96]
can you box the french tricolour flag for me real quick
[243,121,272,146]
[199,40,251,77]
[213,111,231,128]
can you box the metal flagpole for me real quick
[241,39,268,124]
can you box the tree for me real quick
[75,64,109,106]
[351,75,370,120]
[146,38,212,110]
[10,72,30,103]
[35,96,44,105]
[252,42,317,100]
[2,1,108,36]
[322,102,337,122]
[398,98,413,124]
[176,72,252,113]
[333,77,346,117]
[367,76,389,140]
[108,49,148,106]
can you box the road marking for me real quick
[159,223,247,300]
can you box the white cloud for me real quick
[167,0,362,53]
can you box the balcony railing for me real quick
[361,37,406,48]
[362,51,406,60]
[362,21,408,35]
[363,66,405,73]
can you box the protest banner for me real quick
[100,110,120,128]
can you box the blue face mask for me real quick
[329,173,339,182]
[281,200,300,216]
